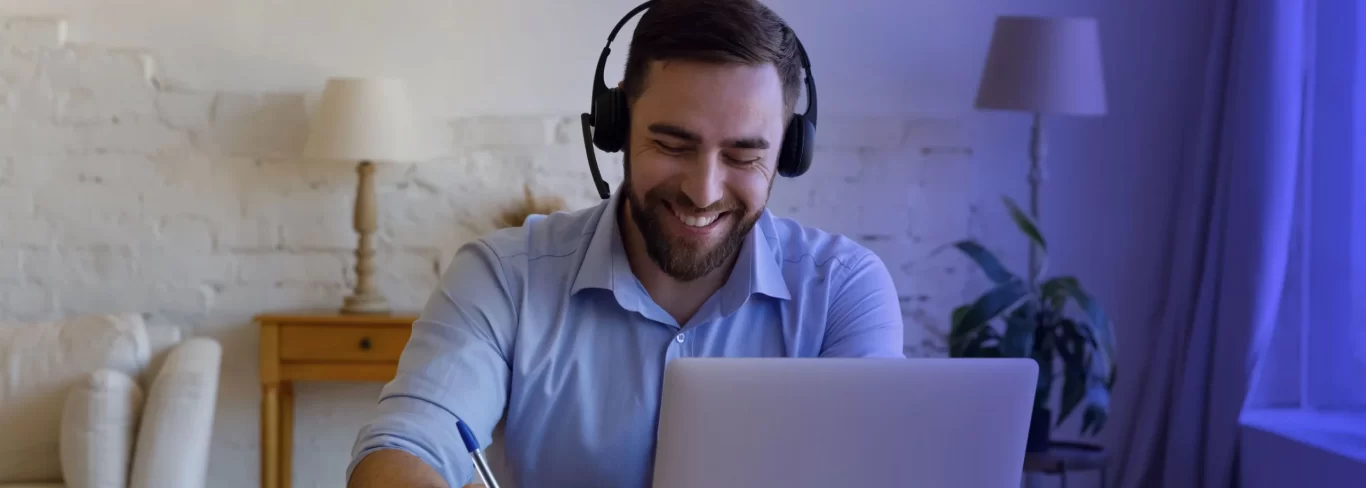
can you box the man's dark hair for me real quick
[621,0,804,117]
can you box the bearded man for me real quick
[347,0,904,487]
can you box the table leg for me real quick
[262,383,279,488]
[281,381,294,488]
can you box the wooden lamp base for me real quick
[342,160,390,316]
[342,293,390,315]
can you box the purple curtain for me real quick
[1109,1,1307,487]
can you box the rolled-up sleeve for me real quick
[820,250,906,358]
[348,238,519,488]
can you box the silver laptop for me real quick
[651,357,1038,488]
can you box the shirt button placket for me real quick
[667,332,686,359]
[664,330,681,361]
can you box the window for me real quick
[1248,0,1366,415]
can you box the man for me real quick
[347,0,904,486]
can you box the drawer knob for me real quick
[359,337,373,350]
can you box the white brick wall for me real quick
[0,17,994,488]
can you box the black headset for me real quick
[579,0,819,200]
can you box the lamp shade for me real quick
[304,77,418,161]
[974,16,1107,115]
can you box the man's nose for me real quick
[679,154,723,210]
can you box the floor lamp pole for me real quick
[1027,112,1046,290]
[1023,114,1047,488]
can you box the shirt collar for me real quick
[743,212,792,301]
[569,190,626,296]
[569,189,792,304]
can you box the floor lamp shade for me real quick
[974,16,1107,116]
[304,77,417,161]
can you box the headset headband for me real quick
[591,0,817,127]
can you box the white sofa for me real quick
[0,313,221,488]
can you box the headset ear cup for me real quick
[592,88,629,153]
[612,89,630,151]
[778,114,815,177]
[591,90,613,151]
[795,116,814,176]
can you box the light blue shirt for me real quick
[348,189,904,488]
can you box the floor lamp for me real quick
[303,77,418,315]
[974,15,1108,288]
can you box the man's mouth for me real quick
[675,210,719,228]
[665,203,728,230]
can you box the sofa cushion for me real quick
[129,338,221,488]
[0,314,150,483]
[62,369,144,488]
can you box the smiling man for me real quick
[346,1,904,487]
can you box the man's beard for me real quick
[621,157,762,282]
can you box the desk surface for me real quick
[255,312,419,325]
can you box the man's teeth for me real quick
[674,210,719,228]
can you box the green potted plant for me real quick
[945,196,1117,452]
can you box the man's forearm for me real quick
[348,449,450,488]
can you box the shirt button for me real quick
[675,334,685,343]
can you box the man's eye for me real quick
[656,141,686,154]
[727,152,763,166]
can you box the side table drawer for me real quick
[278,325,411,362]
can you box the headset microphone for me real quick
[579,112,613,200]
[580,0,818,200]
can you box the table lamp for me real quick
[973,15,1107,285]
[303,77,418,315]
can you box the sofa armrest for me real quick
[61,369,145,488]
[128,337,222,488]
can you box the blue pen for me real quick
[456,419,502,488]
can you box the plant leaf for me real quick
[1041,276,1078,311]
[951,240,1017,285]
[961,331,1003,358]
[949,306,999,357]
[951,322,1000,357]
[947,304,970,355]
[951,304,970,330]
[1054,279,1117,388]
[1054,318,1088,426]
[950,279,1030,344]
[1084,334,1112,393]
[1002,196,1046,251]
[1001,304,1037,357]
[1030,317,1054,408]
[1081,384,1110,435]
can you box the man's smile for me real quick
[661,201,732,237]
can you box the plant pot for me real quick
[1026,407,1052,453]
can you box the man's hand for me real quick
[348,449,449,488]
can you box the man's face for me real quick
[622,59,787,282]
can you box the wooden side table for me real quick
[257,312,417,488]
[1023,441,1111,488]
